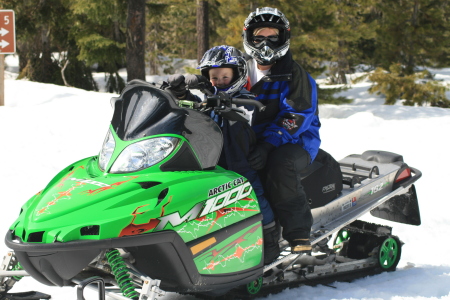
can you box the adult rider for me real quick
[242,7,321,262]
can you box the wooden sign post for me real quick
[0,10,16,106]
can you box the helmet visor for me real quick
[252,35,279,44]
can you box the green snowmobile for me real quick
[1,80,421,300]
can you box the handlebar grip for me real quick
[231,98,266,112]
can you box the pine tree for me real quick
[214,1,251,49]
[374,0,450,74]
[368,0,450,107]
[368,64,450,107]
[145,0,198,74]
[145,3,168,75]
[126,0,146,81]
[69,0,128,92]
[321,0,378,84]
[2,0,98,90]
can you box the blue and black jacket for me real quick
[245,50,321,162]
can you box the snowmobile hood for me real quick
[10,156,260,244]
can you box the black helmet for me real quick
[198,45,248,95]
[242,7,290,65]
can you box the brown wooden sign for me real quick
[0,10,15,54]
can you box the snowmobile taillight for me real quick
[395,167,411,183]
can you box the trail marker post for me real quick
[0,10,16,106]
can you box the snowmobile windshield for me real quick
[110,80,223,169]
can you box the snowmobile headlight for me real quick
[98,129,116,171]
[110,137,179,173]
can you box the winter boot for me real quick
[263,221,281,265]
[290,238,312,254]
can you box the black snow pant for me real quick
[260,143,313,242]
[218,121,275,225]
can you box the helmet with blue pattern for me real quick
[198,45,248,95]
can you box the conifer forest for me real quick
[2,0,450,106]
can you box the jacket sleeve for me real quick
[185,91,203,102]
[262,65,319,147]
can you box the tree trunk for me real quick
[196,0,209,63]
[40,25,53,83]
[16,41,29,73]
[149,42,159,75]
[126,0,146,81]
[405,0,420,75]
[337,40,348,84]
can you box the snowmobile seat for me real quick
[360,150,403,164]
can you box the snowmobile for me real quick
[1,80,422,300]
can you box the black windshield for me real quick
[111,80,222,169]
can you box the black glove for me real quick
[167,74,187,98]
[185,74,216,95]
[248,142,276,170]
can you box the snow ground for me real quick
[1,56,450,299]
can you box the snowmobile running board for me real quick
[0,253,386,300]
[263,169,420,277]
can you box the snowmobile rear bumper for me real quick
[4,215,264,294]
[370,166,422,225]
[370,184,421,225]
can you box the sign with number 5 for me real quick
[0,10,16,54]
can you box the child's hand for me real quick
[167,74,187,98]
[185,75,216,95]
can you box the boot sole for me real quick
[291,245,312,253]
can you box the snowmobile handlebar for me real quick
[232,97,266,112]
[204,92,266,112]
[194,83,265,112]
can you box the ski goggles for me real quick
[252,35,279,44]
